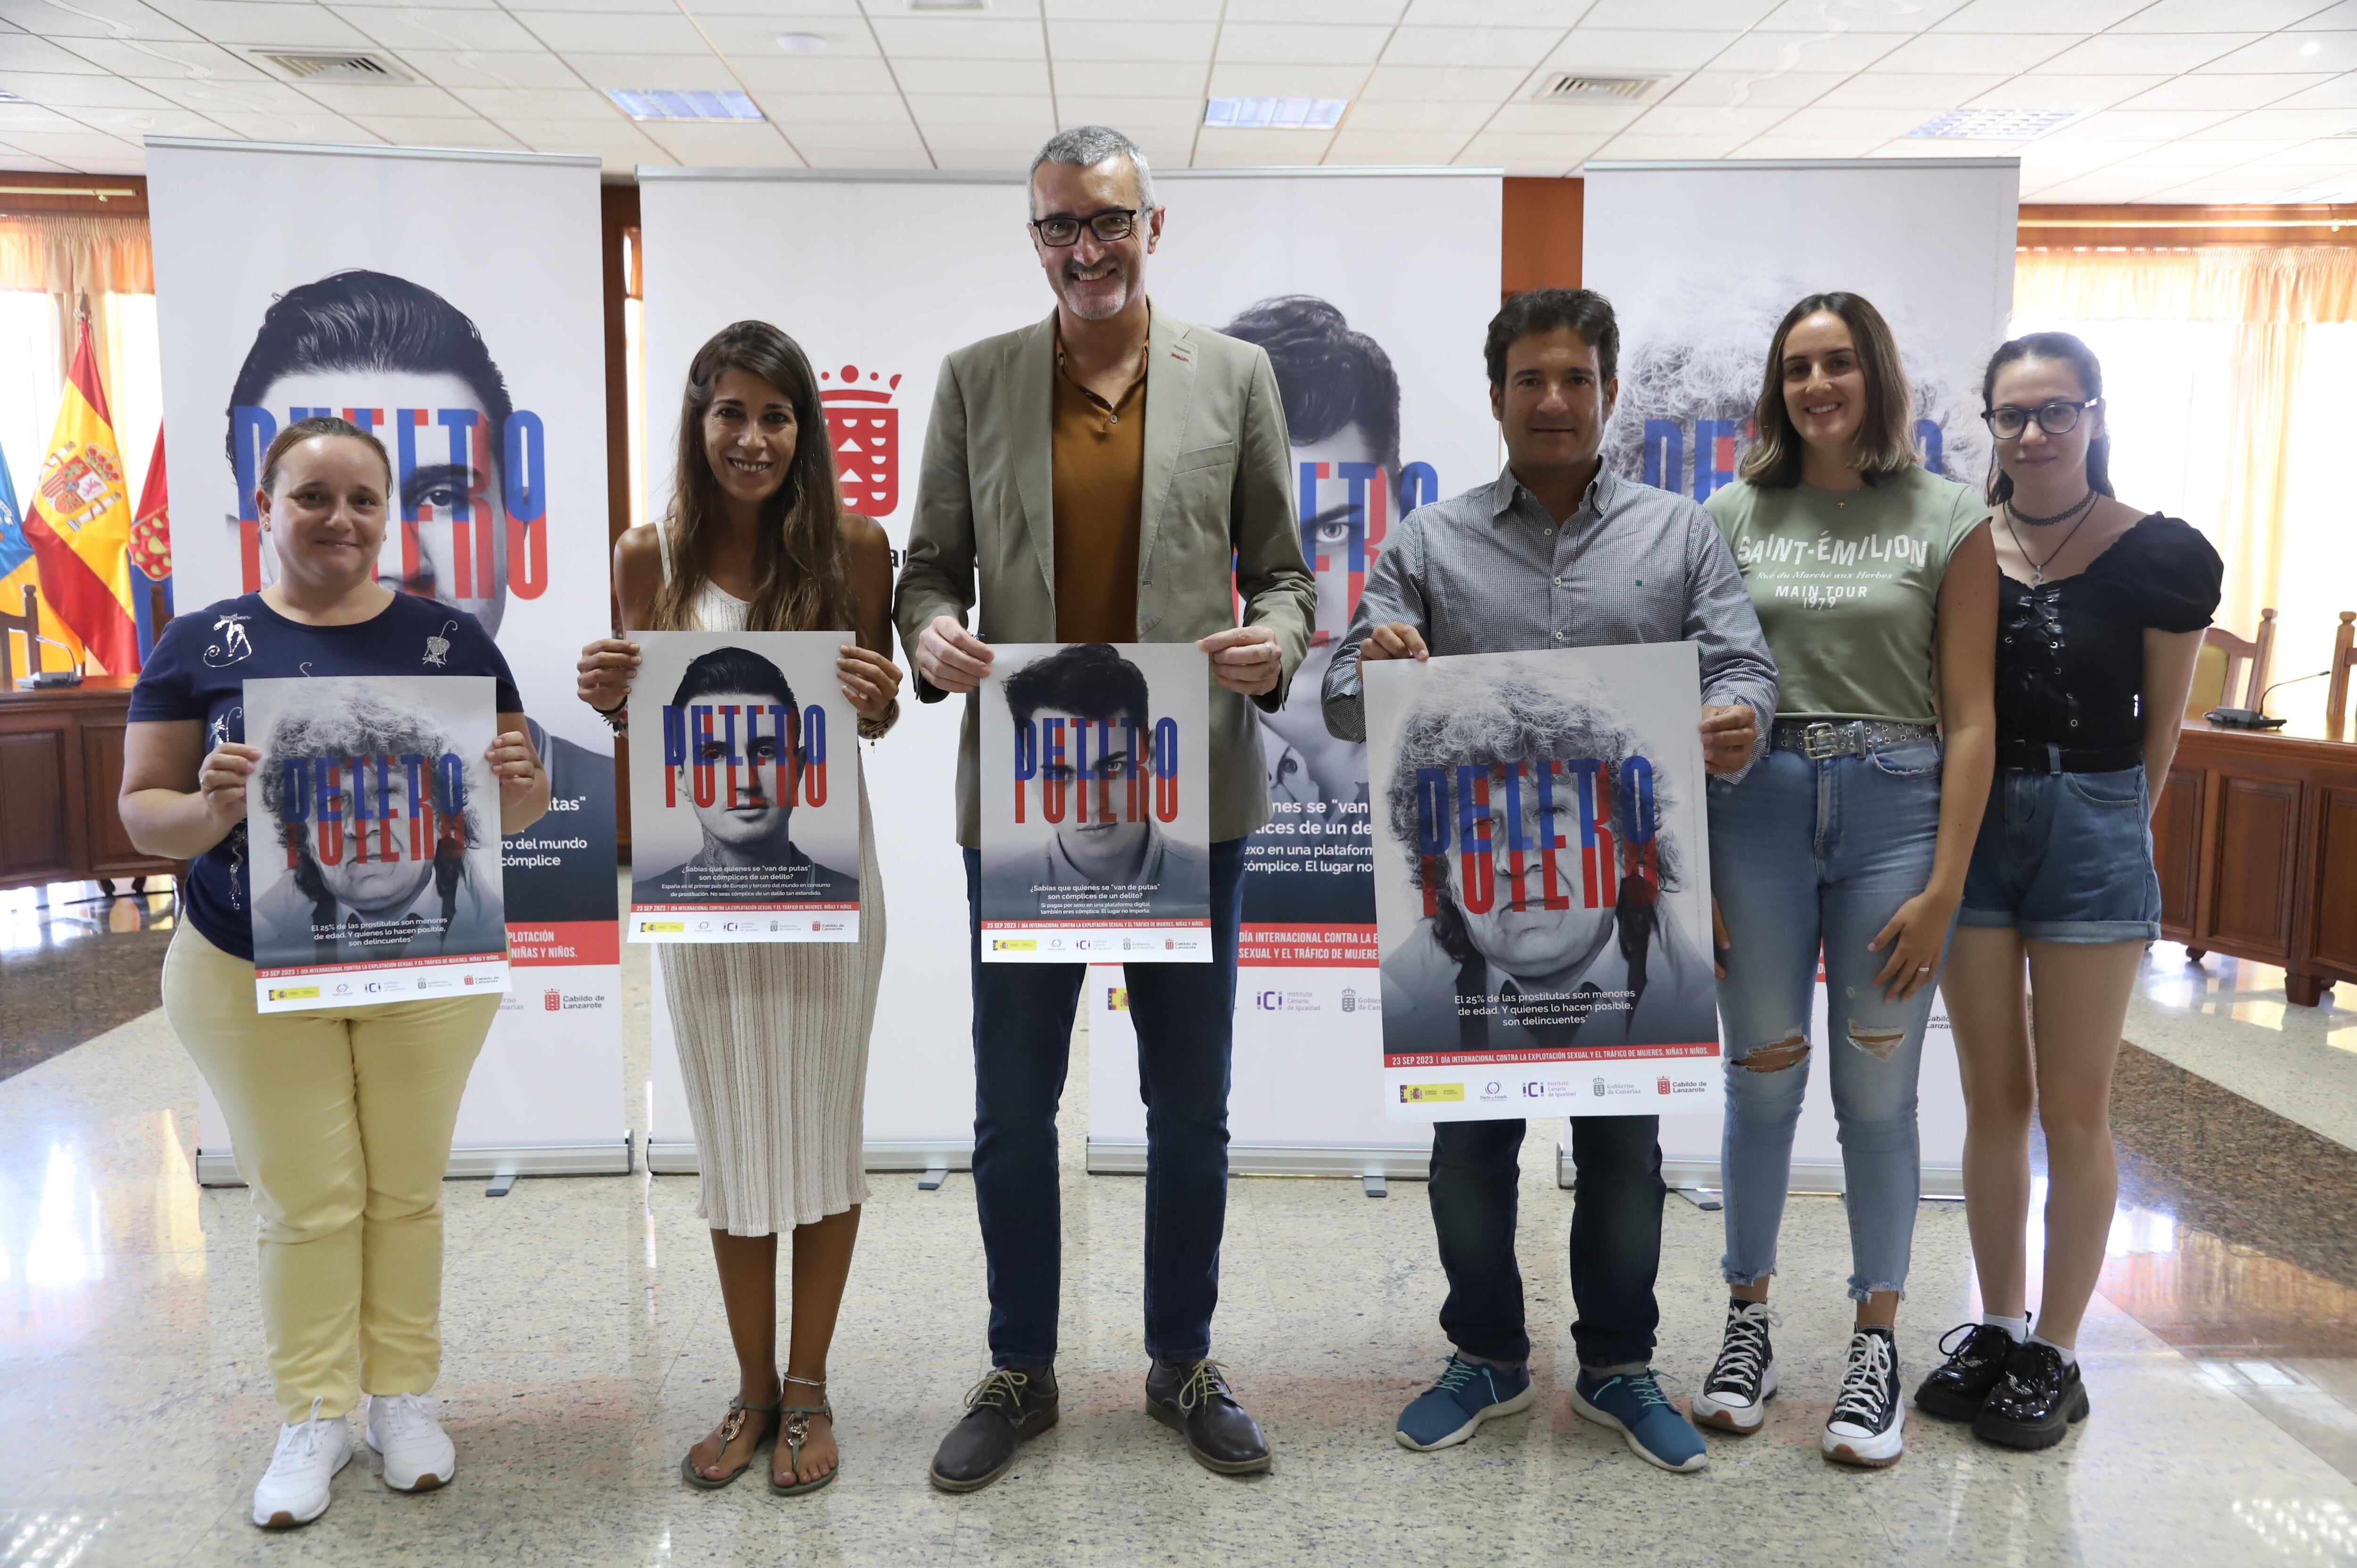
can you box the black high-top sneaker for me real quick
[1690,1298,1778,1435]
[1822,1325,1905,1468]
[1914,1322,2017,1421]
[1973,1340,2090,1450]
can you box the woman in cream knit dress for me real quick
[577,321,899,1496]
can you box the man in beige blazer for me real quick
[894,125,1313,1494]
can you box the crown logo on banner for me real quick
[818,364,903,518]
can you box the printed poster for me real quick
[626,630,861,943]
[1365,644,1721,1122]
[978,642,1211,963]
[243,674,509,1012]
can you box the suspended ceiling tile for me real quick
[2125,72,2332,110]
[1400,0,1587,22]
[1223,0,1403,21]
[1482,100,1649,135]
[515,12,713,54]
[1733,133,1886,158]
[727,56,898,93]
[1215,22,1392,66]
[1592,129,1755,159]
[137,0,375,49]
[748,90,909,127]
[198,106,374,139]
[1811,73,2013,112]
[2115,0,2341,27]
[337,111,514,141]
[1049,59,1205,98]
[2211,103,2357,135]
[1190,125,1335,164]
[0,142,71,168]
[1541,28,1742,74]
[1575,0,1781,27]
[1765,104,1947,139]
[444,85,619,118]
[1053,95,1203,129]
[2039,33,2260,74]
[1203,61,1368,98]
[0,0,198,43]
[1754,0,1971,28]
[1621,102,1795,140]
[142,74,322,112]
[903,95,1056,130]
[1047,0,1220,15]
[1707,30,1904,74]
[1359,64,1533,102]
[1933,0,2152,32]
[1321,127,1463,164]
[276,79,466,113]
[0,33,108,73]
[1380,25,1561,68]
[867,16,1045,62]
[2201,32,2357,73]
[324,7,545,53]
[1992,74,2172,111]
[2267,73,2357,109]
[1873,31,2084,73]
[1335,97,1497,131]
[0,69,174,107]
[637,118,796,164]
[1047,19,1218,63]
[381,50,579,89]
[883,57,1044,96]
[51,103,228,135]
[1657,70,1849,109]
[560,53,737,90]
[692,15,876,57]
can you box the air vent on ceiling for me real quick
[1906,108,2079,140]
[1534,75,1659,102]
[255,51,408,83]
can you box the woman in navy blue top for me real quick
[119,416,550,1531]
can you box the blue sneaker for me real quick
[1570,1369,1709,1473]
[1395,1355,1536,1452]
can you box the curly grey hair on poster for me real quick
[258,686,480,854]
[1598,269,1987,495]
[1381,675,1680,897]
[1030,125,1155,212]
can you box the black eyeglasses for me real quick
[1031,207,1147,247]
[1981,398,2100,439]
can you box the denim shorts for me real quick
[1959,765,2161,944]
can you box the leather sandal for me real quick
[770,1374,839,1497]
[679,1396,778,1490]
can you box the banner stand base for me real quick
[1559,1141,1965,1201]
[646,1138,976,1178]
[197,1135,635,1189]
[1088,1138,1429,1181]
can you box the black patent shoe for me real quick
[1914,1322,2017,1422]
[928,1366,1059,1494]
[1972,1341,2090,1450]
[1146,1359,1272,1476]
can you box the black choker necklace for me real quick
[2008,490,2097,528]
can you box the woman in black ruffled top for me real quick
[1913,333,2222,1451]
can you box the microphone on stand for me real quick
[2207,669,2330,730]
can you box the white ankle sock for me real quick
[1984,1313,2030,1344]
[2030,1332,2077,1366]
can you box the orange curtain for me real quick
[0,213,154,383]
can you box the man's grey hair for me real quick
[1030,125,1155,212]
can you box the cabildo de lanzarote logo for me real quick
[818,363,902,517]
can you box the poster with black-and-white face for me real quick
[977,641,1210,963]
[244,674,509,1012]
[626,631,860,943]
[1365,644,1721,1123]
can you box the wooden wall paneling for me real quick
[78,719,146,873]
[2207,776,2303,952]
[0,727,71,883]
[1502,177,1582,298]
[2158,765,2205,939]
[2309,786,2357,979]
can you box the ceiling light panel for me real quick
[1203,97,1348,130]
[1905,107,2081,138]
[607,88,766,123]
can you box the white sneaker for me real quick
[1823,1326,1906,1468]
[367,1393,457,1493]
[252,1399,352,1528]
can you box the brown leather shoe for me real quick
[1146,1359,1271,1476]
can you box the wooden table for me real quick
[2158,714,2357,1006]
[0,675,181,893]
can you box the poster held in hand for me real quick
[626,630,862,943]
[244,673,510,1012]
[1366,643,1722,1121]
[978,641,1211,963]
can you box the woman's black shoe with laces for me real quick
[1913,1322,2016,1421]
[1972,1341,2090,1449]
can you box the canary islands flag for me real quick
[0,438,55,678]
[23,317,140,674]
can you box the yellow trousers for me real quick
[163,924,497,1423]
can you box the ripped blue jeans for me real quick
[1707,738,1949,1303]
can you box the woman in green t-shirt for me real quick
[1687,292,1998,1470]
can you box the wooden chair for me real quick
[0,582,41,687]
[2186,607,2276,718]
[2328,611,2357,739]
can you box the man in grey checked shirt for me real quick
[1322,287,1777,1476]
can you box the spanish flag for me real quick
[24,317,140,674]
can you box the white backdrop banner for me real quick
[1581,156,2020,1194]
[635,171,1046,1168]
[1085,168,1503,1175]
[148,137,624,1179]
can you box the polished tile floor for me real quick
[2,882,2355,1567]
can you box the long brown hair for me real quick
[652,321,855,634]
[1738,291,1918,488]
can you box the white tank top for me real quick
[654,524,749,633]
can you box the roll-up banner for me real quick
[1581,157,2020,1196]
[148,137,625,1182]
[635,170,1045,1175]
[1087,168,1503,1179]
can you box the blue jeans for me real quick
[964,839,1245,1368]
[1708,739,1948,1302]
[1427,1115,1665,1371]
